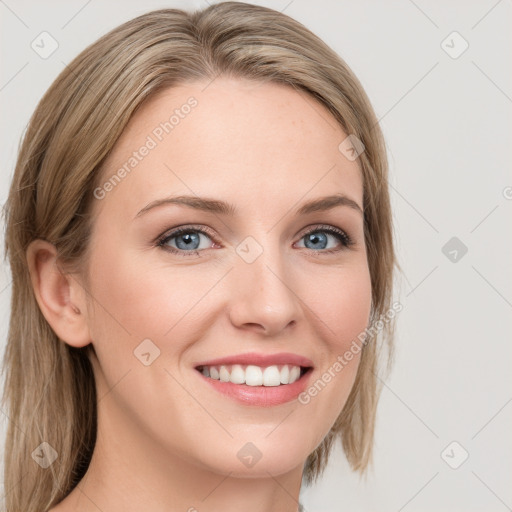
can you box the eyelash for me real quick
[156,224,354,257]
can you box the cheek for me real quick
[306,260,372,350]
[85,245,221,361]
[324,262,372,383]
[293,261,371,441]
[85,244,186,344]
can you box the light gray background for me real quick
[1,1,511,510]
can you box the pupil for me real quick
[177,232,199,250]
[306,232,327,249]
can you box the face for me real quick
[83,77,371,478]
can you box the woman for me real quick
[1,2,397,511]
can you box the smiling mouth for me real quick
[195,364,312,387]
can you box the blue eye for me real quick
[296,226,353,253]
[158,226,214,256]
[157,224,353,257]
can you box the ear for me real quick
[26,239,91,348]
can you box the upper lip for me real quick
[194,352,314,368]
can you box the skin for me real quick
[28,77,372,512]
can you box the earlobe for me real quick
[26,239,91,348]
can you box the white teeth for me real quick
[280,365,290,384]
[230,364,245,384]
[245,365,263,386]
[263,366,281,386]
[199,364,304,386]
[289,365,300,384]
[219,365,230,382]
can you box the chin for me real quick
[191,430,318,478]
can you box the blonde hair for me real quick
[1,2,396,510]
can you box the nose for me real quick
[227,242,302,336]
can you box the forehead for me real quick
[94,77,363,222]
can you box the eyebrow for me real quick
[134,193,363,219]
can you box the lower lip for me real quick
[196,369,313,407]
